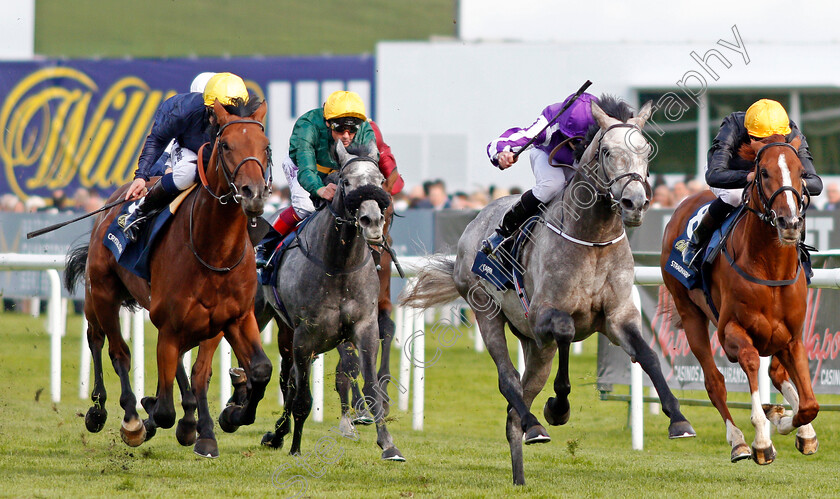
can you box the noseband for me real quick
[744,142,808,227]
[198,119,272,204]
[578,123,652,209]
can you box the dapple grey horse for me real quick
[402,96,695,485]
[255,140,404,461]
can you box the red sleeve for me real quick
[369,120,404,194]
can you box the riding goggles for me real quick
[328,117,362,134]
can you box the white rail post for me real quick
[398,307,414,412]
[182,349,192,382]
[312,354,324,423]
[47,269,62,403]
[132,310,144,408]
[412,306,425,430]
[473,319,484,353]
[517,342,525,380]
[220,338,232,406]
[759,356,771,404]
[572,341,583,355]
[119,309,130,341]
[261,321,273,345]
[79,315,90,399]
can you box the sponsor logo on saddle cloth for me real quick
[103,185,196,281]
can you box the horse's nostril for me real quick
[621,198,634,210]
[359,215,371,227]
[240,185,253,199]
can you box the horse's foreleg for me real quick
[335,343,359,437]
[771,344,819,455]
[723,322,775,465]
[84,315,110,433]
[147,332,179,434]
[289,352,313,456]
[356,324,404,461]
[218,316,272,431]
[613,310,695,440]
[191,338,220,458]
[505,337,555,486]
[262,321,294,449]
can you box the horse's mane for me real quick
[207,94,264,137]
[573,94,636,162]
[737,134,787,162]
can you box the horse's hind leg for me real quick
[767,348,819,455]
[376,309,395,417]
[476,311,549,444]
[505,337,555,486]
[722,322,775,465]
[355,322,404,461]
[262,321,294,449]
[83,301,109,433]
[335,343,363,438]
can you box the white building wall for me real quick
[376,35,840,192]
[0,0,35,60]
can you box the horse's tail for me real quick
[399,254,460,309]
[64,244,89,294]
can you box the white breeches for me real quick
[281,155,316,218]
[529,148,570,203]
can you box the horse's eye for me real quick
[601,148,610,158]
[220,142,229,151]
[760,169,769,179]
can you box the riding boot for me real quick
[123,179,181,243]
[799,220,815,279]
[681,197,734,268]
[481,189,543,255]
[255,206,302,269]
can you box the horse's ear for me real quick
[213,99,229,123]
[790,136,802,151]
[591,101,620,129]
[739,142,757,161]
[631,100,654,128]
[335,139,350,166]
[252,101,267,124]
[365,140,380,162]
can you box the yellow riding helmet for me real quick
[323,91,367,121]
[203,72,249,107]
[745,99,792,138]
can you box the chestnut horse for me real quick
[64,98,273,458]
[661,135,819,465]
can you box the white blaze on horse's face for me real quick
[588,101,653,227]
[757,141,804,245]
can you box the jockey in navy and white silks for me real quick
[681,98,823,267]
[122,72,250,242]
[481,92,599,254]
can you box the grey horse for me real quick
[401,96,695,485]
[255,140,404,461]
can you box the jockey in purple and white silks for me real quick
[481,92,599,254]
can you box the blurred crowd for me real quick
[5,177,840,215]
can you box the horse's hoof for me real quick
[381,447,406,461]
[795,435,819,455]
[194,438,219,459]
[523,425,551,445]
[750,444,776,465]
[543,397,570,426]
[261,432,282,449]
[218,405,241,434]
[143,419,157,442]
[668,420,696,439]
[338,418,357,439]
[352,412,374,426]
[120,418,146,447]
[176,418,197,446]
[731,444,751,462]
[84,407,108,433]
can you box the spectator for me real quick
[823,182,840,210]
[686,178,706,196]
[509,186,523,195]
[468,190,490,209]
[392,191,410,211]
[24,196,47,213]
[82,190,105,213]
[672,181,689,205]
[0,193,24,212]
[449,191,470,210]
[427,179,450,210]
[407,184,430,209]
[491,187,510,201]
[651,184,675,209]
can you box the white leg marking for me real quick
[750,390,773,449]
[780,380,816,439]
[726,419,746,447]
[778,155,798,214]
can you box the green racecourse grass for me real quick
[1,310,840,498]
[34,1,457,58]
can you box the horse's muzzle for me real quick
[776,215,803,245]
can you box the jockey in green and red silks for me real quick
[482,92,600,254]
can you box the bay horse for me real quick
[661,135,819,464]
[64,98,273,458]
[401,96,694,485]
[254,140,404,460]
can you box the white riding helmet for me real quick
[190,72,217,93]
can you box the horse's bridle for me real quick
[577,123,652,209]
[743,141,809,227]
[198,119,272,205]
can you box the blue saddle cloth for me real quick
[258,214,317,287]
[471,217,539,316]
[103,198,179,281]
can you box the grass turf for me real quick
[1,309,839,497]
